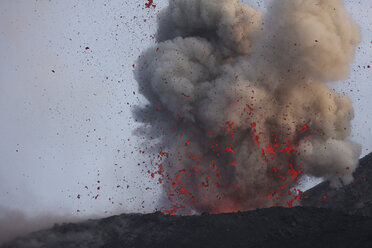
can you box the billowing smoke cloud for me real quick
[134,0,361,213]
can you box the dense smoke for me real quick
[134,0,361,213]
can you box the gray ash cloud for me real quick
[134,0,361,213]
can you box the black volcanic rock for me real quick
[3,153,372,248]
[2,207,372,248]
[302,152,372,216]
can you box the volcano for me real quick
[2,153,372,248]
[1,208,371,248]
[2,0,370,246]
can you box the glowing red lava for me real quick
[149,117,311,215]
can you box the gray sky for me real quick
[0,0,371,220]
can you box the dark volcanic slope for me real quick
[302,152,372,216]
[2,207,372,248]
[3,153,372,248]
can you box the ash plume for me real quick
[133,0,361,213]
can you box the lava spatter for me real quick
[134,0,361,214]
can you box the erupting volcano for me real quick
[134,0,361,214]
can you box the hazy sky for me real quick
[0,0,371,221]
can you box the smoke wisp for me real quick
[134,0,361,213]
[0,206,90,245]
